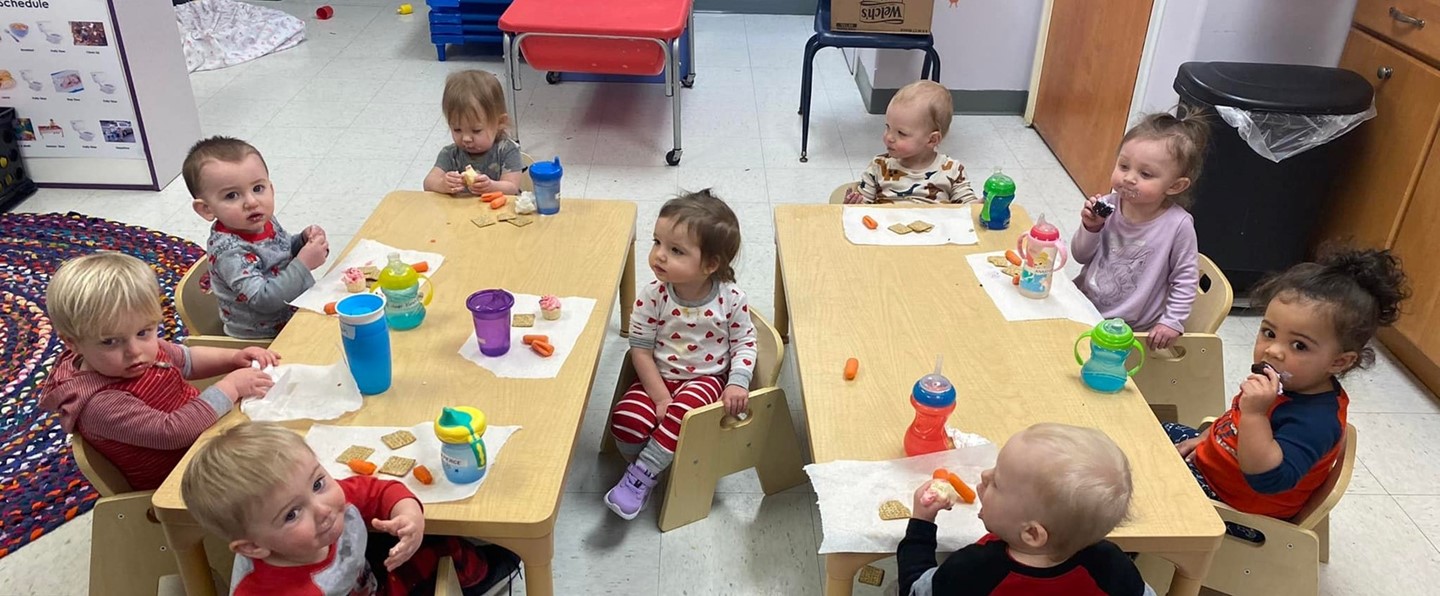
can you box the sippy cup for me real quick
[904,356,957,456]
[1074,318,1145,393]
[1016,216,1068,299]
[376,253,432,331]
[434,406,488,484]
[980,169,1016,230]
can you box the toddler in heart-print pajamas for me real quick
[610,279,758,471]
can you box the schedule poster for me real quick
[0,0,144,160]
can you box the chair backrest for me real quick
[829,182,855,204]
[1183,253,1233,335]
[177,259,224,337]
[1127,333,1227,427]
[1291,423,1358,529]
[72,434,133,497]
[520,152,536,193]
[750,311,785,389]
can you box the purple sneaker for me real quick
[604,462,658,520]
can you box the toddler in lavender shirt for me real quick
[1073,112,1210,351]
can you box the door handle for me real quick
[1378,66,1395,80]
[1391,7,1427,28]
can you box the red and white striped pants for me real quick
[609,376,724,453]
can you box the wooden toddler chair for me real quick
[1186,253,1234,335]
[1127,332,1226,427]
[176,259,273,351]
[600,311,808,531]
[1139,424,1357,596]
[828,182,853,204]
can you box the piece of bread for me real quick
[462,165,478,187]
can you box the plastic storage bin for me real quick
[0,108,38,212]
[1174,62,1373,293]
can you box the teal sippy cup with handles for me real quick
[1074,318,1145,393]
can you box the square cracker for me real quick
[512,313,535,327]
[508,214,535,227]
[336,445,374,465]
[470,212,497,228]
[858,566,885,587]
[381,430,416,450]
[887,223,912,235]
[878,499,911,520]
[986,255,1009,268]
[907,220,934,233]
[379,456,415,477]
[496,211,517,222]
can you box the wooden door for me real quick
[1390,139,1440,354]
[1031,0,1155,196]
[1315,29,1440,249]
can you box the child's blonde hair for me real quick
[1120,111,1210,208]
[182,136,267,198]
[181,422,313,541]
[891,80,952,137]
[46,251,162,342]
[442,70,509,137]
[1018,423,1133,557]
[658,189,742,283]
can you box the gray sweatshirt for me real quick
[207,219,314,339]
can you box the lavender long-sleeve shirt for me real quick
[1072,200,1199,333]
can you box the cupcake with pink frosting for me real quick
[341,267,367,293]
[540,294,562,320]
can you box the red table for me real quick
[499,0,695,165]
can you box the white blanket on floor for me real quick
[177,0,306,72]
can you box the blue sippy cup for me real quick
[1074,318,1145,393]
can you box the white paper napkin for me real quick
[457,294,597,379]
[842,207,978,246]
[965,251,1103,326]
[806,438,998,554]
[306,422,521,503]
[289,239,447,314]
[241,362,364,422]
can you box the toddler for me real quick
[899,423,1150,595]
[39,251,277,490]
[184,136,329,339]
[845,79,977,204]
[1167,247,1407,524]
[182,421,520,595]
[605,190,757,520]
[424,70,525,196]
[1073,112,1209,350]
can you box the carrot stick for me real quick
[411,261,429,273]
[933,468,976,504]
[347,459,376,476]
[1005,250,1021,266]
[862,215,878,230]
[324,301,337,315]
[1012,274,1020,286]
[531,340,555,357]
[412,465,434,485]
[481,191,504,201]
[843,358,859,380]
[489,196,508,209]
[522,334,549,346]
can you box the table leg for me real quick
[824,552,887,596]
[619,241,636,337]
[163,521,216,596]
[488,533,555,596]
[1160,549,1215,596]
[773,252,789,343]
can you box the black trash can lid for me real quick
[1174,62,1373,115]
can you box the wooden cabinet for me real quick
[1321,22,1440,395]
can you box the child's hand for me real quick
[468,173,494,195]
[302,225,327,244]
[443,171,466,194]
[297,236,329,270]
[1175,436,1203,462]
[372,499,425,571]
[1147,323,1181,350]
[217,367,274,402]
[721,385,749,417]
[911,481,952,523]
[1081,194,1106,233]
[1238,366,1282,415]
[651,392,673,418]
[235,347,280,369]
[843,187,866,205]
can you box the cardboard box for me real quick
[831,0,934,35]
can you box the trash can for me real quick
[1174,62,1374,294]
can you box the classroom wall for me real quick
[867,0,1045,92]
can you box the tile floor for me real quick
[2,2,1439,594]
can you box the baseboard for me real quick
[854,64,1027,115]
[696,1,813,15]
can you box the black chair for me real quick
[799,0,942,162]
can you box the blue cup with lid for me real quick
[529,157,562,215]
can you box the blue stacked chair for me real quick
[428,0,514,61]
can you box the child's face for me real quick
[1255,294,1358,394]
[66,313,161,378]
[190,154,275,235]
[450,115,501,156]
[1110,138,1191,208]
[977,432,1049,552]
[883,100,941,162]
[649,216,716,287]
[233,449,348,566]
